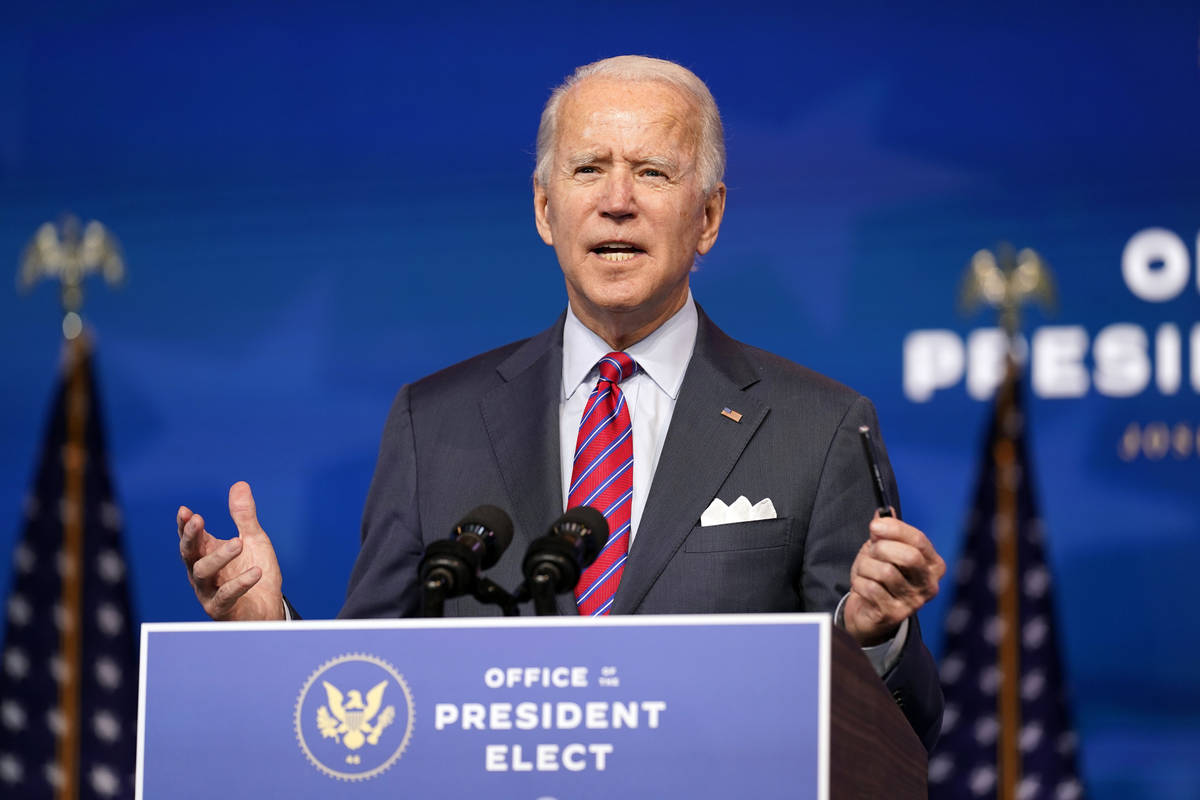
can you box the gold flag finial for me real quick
[958,242,1056,343]
[17,214,126,340]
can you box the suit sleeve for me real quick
[804,394,944,752]
[339,385,425,618]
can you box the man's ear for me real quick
[533,181,554,246]
[695,183,726,256]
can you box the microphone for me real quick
[419,505,514,599]
[522,506,610,595]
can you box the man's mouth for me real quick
[591,242,645,262]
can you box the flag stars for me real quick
[1,700,26,732]
[973,715,999,745]
[939,655,964,684]
[8,353,137,799]
[931,393,1083,798]
[92,710,120,743]
[1019,721,1044,752]
[1023,615,1049,649]
[96,604,124,636]
[7,595,32,627]
[945,603,970,634]
[1024,565,1050,598]
[97,550,125,583]
[1056,778,1083,799]
[0,753,22,784]
[94,657,122,690]
[1022,669,1046,701]
[968,765,996,796]
[1017,774,1041,799]
[90,764,120,797]
[3,648,29,680]
[928,753,953,783]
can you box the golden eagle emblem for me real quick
[316,680,396,751]
[294,653,414,781]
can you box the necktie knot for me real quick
[596,352,637,386]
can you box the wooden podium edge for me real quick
[829,626,928,799]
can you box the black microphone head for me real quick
[455,504,514,570]
[557,506,609,567]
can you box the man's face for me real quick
[534,77,725,346]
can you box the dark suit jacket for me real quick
[340,306,943,750]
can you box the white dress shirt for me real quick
[559,293,697,545]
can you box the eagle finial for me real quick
[17,214,126,340]
[958,242,1056,345]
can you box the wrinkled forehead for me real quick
[554,77,702,157]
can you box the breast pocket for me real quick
[683,517,793,553]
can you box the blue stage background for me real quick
[1,2,1197,797]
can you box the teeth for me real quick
[597,251,638,262]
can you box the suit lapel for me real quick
[479,317,565,601]
[612,310,767,614]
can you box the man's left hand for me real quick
[844,512,946,647]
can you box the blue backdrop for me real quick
[1,2,1198,797]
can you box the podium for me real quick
[137,614,925,798]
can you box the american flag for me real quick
[929,371,1084,799]
[0,338,137,799]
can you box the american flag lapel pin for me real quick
[720,407,743,423]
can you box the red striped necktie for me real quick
[570,351,637,616]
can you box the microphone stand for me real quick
[421,576,520,617]
[420,577,447,617]
[512,570,561,616]
[473,578,520,616]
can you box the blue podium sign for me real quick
[137,614,830,799]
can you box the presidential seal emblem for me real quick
[294,653,415,781]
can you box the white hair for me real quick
[534,55,726,195]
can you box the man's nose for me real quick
[599,170,636,220]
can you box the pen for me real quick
[858,425,896,518]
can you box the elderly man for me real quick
[177,56,945,749]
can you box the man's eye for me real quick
[576,166,598,174]
[642,169,667,178]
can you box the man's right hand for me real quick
[177,481,285,621]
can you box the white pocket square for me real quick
[700,495,777,526]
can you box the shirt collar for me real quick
[562,291,698,402]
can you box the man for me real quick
[177,56,946,749]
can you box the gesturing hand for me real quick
[843,512,945,647]
[177,481,285,621]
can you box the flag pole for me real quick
[957,244,1055,800]
[55,334,89,800]
[17,214,125,799]
[993,357,1021,800]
